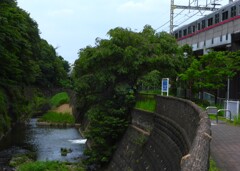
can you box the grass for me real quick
[209,157,220,171]
[17,161,85,171]
[39,111,75,124]
[135,95,156,112]
[50,92,70,108]
[233,116,240,125]
[208,114,227,122]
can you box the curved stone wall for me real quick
[107,96,211,171]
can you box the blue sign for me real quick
[162,78,169,96]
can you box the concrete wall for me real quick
[107,96,211,171]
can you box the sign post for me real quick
[161,78,169,96]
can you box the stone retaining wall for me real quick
[107,95,211,171]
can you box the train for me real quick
[173,0,240,41]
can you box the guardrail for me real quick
[206,106,232,123]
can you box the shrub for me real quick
[50,92,70,108]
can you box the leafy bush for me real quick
[32,96,51,115]
[39,111,75,124]
[50,92,70,107]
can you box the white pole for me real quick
[227,77,230,100]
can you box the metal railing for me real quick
[206,106,232,124]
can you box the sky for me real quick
[17,0,229,64]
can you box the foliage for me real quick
[31,95,51,115]
[0,0,71,135]
[179,51,235,99]
[9,153,35,167]
[138,70,162,90]
[39,111,75,124]
[73,25,181,167]
[50,92,70,107]
[0,89,10,134]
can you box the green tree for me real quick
[73,26,182,168]
[138,70,162,90]
[180,51,235,102]
[0,0,71,135]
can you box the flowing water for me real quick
[0,118,85,168]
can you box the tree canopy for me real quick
[0,0,70,134]
[179,50,239,101]
[0,0,70,87]
[73,25,183,168]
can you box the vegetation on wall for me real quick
[73,25,184,168]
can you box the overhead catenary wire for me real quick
[155,0,196,31]
[155,0,225,32]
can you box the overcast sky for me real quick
[17,0,229,64]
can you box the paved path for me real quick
[211,121,240,171]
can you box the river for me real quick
[0,118,85,168]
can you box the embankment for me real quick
[107,95,211,171]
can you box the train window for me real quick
[183,29,187,36]
[198,23,201,30]
[202,20,206,29]
[226,34,228,40]
[231,6,236,17]
[212,38,214,44]
[208,18,213,26]
[220,35,222,42]
[215,13,220,23]
[188,26,192,34]
[222,11,228,21]
[179,30,182,38]
[193,25,196,32]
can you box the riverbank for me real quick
[36,121,81,128]
[0,118,86,170]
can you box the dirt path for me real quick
[53,104,72,114]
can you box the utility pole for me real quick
[170,0,220,34]
[170,0,174,34]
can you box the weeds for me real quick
[39,111,75,124]
[209,157,220,171]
